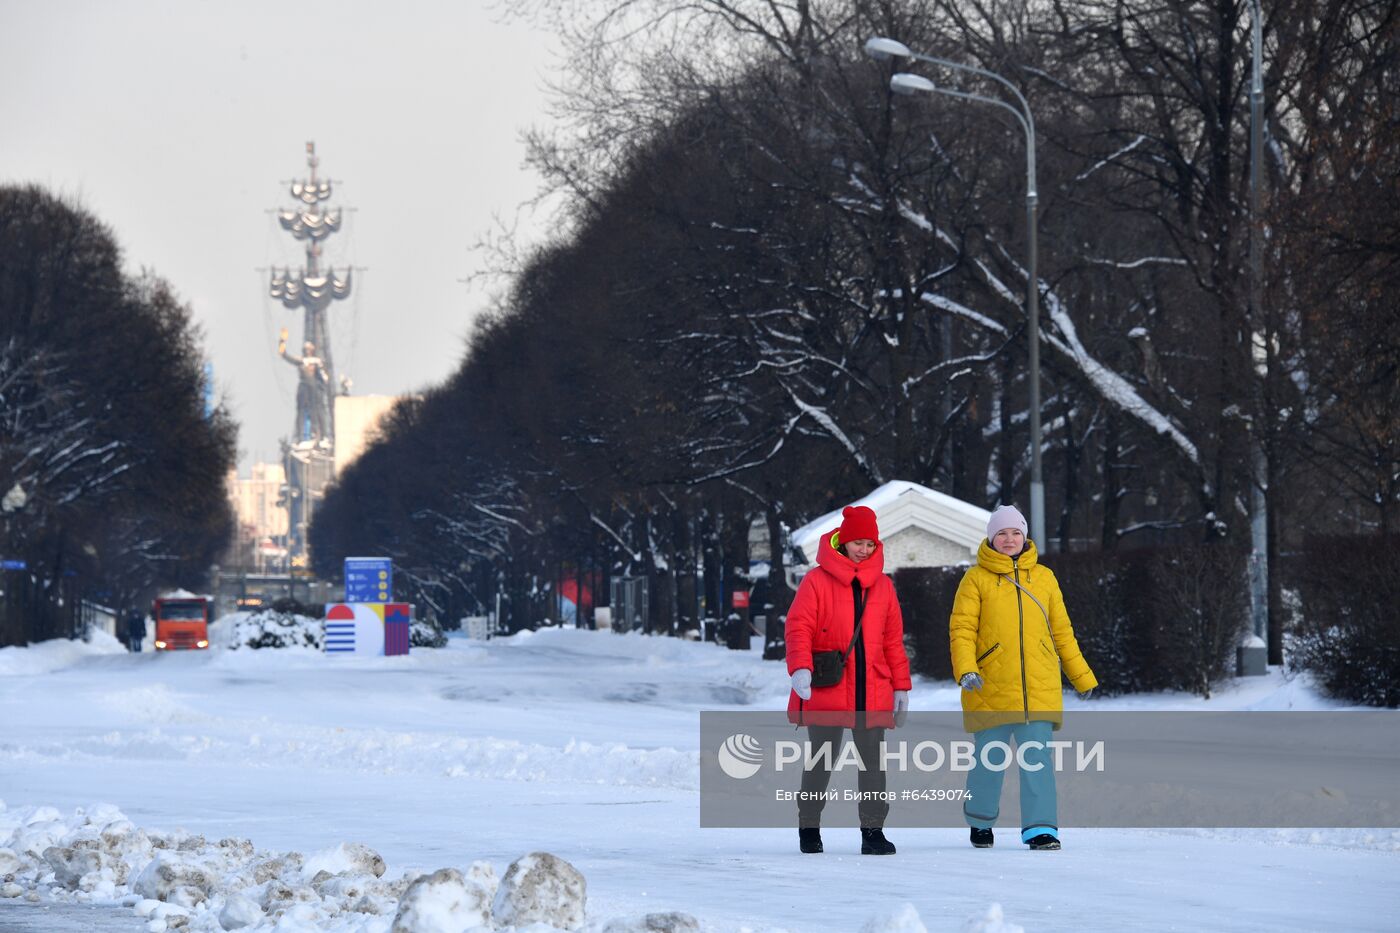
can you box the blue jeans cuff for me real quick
[1021,825,1058,843]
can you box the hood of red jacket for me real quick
[815,527,887,588]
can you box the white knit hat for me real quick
[986,505,1028,542]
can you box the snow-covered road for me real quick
[1,627,1396,931]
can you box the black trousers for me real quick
[797,725,888,829]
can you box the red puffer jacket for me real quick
[786,530,912,726]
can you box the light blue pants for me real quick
[962,720,1059,842]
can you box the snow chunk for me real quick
[43,844,112,889]
[250,852,303,884]
[132,852,212,907]
[391,866,493,932]
[303,841,386,880]
[25,806,62,826]
[492,852,586,930]
[961,902,1024,933]
[217,893,263,929]
[862,902,928,932]
[257,878,317,912]
[9,817,65,859]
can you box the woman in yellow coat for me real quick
[948,505,1097,850]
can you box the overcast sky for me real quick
[1,0,559,470]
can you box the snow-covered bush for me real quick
[410,617,447,648]
[225,607,323,650]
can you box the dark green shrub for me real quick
[1291,535,1400,707]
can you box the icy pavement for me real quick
[0,900,147,931]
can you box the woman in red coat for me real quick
[785,505,912,855]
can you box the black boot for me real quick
[1027,833,1061,850]
[860,828,896,855]
[970,827,994,848]
[798,828,823,854]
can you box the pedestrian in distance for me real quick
[786,505,912,856]
[949,505,1098,850]
[124,611,146,653]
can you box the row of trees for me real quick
[312,1,1397,656]
[0,185,236,646]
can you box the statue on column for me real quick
[279,327,330,442]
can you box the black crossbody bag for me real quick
[810,580,866,687]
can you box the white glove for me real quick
[894,691,909,714]
[791,669,812,700]
[959,672,984,691]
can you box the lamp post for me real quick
[1246,0,1270,660]
[865,37,1046,548]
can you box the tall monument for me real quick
[270,142,353,562]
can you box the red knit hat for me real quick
[838,505,880,544]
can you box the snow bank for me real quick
[0,801,693,932]
[0,629,126,676]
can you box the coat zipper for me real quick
[1015,558,1028,720]
[977,642,1001,663]
[852,580,867,713]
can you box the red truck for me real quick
[152,596,210,650]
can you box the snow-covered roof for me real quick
[790,480,991,565]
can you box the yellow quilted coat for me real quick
[949,540,1098,732]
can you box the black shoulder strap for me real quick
[840,579,867,662]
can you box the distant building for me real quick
[333,394,403,476]
[787,481,991,588]
[227,463,290,573]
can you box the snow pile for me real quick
[390,864,495,932]
[0,628,126,676]
[0,801,720,932]
[960,903,1024,933]
[491,851,586,929]
[861,903,928,932]
[0,800,420,929]
[855,903,1023,933]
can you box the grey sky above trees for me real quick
[0,0,558,468]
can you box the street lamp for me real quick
[1245,0,1270,657]
[865,37,1046,548]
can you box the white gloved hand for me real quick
[791,669,812,700]
[959,672,984,691]
[894,690,909,714]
